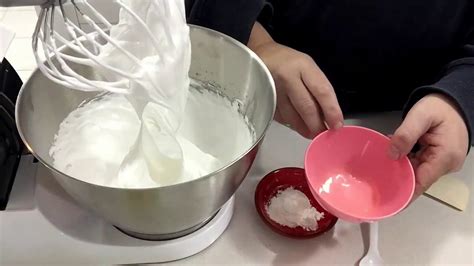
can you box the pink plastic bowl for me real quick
[304,126,415,223]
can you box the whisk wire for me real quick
[44,7,104,91]
[33,0,174,94]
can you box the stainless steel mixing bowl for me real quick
[15,25,276,240]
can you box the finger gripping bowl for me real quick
[304,126,415,223]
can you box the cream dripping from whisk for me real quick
[48,0,255,188]
[97,0,192,184]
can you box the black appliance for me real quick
[0,58,24,210]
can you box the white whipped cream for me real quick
[49,87,255,188]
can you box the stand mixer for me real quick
[2,0,276,262]
[8,0,276,243]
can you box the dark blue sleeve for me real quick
[403,23,474,150]
[186,0,266,44]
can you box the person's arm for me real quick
[389,17,473,199]
[186,0,266,44]
[187,1,344,138]
[247,22,344,138]
[247,21,274,51]
[402,27,474,150]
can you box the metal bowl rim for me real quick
[15,24,277,191]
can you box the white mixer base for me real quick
[1,156,235,264]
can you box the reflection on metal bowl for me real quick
[15,25,276,239]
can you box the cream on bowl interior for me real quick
[15,25,276,240]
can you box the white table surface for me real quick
[171,112,474,265]
[1,112,472,265]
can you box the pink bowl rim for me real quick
[304,125,416,222]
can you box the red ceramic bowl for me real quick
[255,167,338,238]
[305,126,415,223]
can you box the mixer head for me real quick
[31,0,178,94]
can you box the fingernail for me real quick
[388,145,400,160]
[334,121,343,129]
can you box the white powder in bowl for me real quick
[266,187,325,231]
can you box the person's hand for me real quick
[253,41,344,138]
[247,23,343,138]
[389,93,469,199]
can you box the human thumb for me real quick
[389,106,433,160]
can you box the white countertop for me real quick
[1,112,472,265]
[173,112,474,265]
